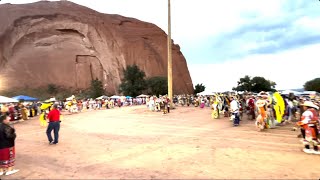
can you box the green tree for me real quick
[194,83,206,94]
[304,78,320,92]
[233,75,276,92]
[232,75,252,91]
[90,78,104,98]
[47,84,58,95]
[251,76,276,92]
[147,76,168,96]
[119,64,146,97]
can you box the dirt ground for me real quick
[2,105,320,179]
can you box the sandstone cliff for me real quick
[0,1,194,95]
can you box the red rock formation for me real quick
[0,1,194,95]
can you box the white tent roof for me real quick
[197,91,215,96]
[0,96,19,103]
[96,95,108,100]
[302,91,318,95]
[281,90,302,95]
[137,94,149,98]
[110,95,120,99]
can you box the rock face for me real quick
[0,1,194,94]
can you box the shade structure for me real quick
[96,95,108,100]
[66,95,75,101]
[280,90,302,96]
[137,94,149,98]
[12,95,39,101]
[197,91,215,96]
[110,95,120,99]
[0,96,19,103]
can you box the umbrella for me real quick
[12,95,39,101]
[126,96,132,99]
[0,96,19,103]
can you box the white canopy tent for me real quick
[0,96,19,103]
[110,95,120,99]
[281,90,302,95]
[301,91,318,95]
[197,91,216,96]
[66,95,75,101]
[96,95,108,100]
[137,94,149,98]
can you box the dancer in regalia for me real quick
[247,95,256,120]
[186,95,191,107]
[211,96,220,119]
[266,96,276,129]
[297,101,320,154]
[148,97,155,111]
[255,92,268,130]
[39,98,56,127]
[230,96,240,126]
[194,97,199,107]
[200,96,205,108]
[223,95,230,117]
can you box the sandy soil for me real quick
[1,105,320,179]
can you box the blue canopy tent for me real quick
[12,95,39,101]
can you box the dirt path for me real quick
[2,106,320,179]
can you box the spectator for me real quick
[0,114,19,176]
[46,104,61,145]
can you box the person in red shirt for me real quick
[46,104,61,145]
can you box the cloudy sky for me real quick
[1,0,320,91]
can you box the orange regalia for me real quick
[255,99,268,130]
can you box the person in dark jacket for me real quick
[0,114,19,176]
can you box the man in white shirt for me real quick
[230,97,240,126]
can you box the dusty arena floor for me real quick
[2,106,320,179]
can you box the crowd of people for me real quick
[0,94,149,176]
[158,91,320,154]
[0,96,148,122]
[0,91,320,176]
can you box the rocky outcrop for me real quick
[0,1,193,94]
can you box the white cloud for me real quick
[189,43,320,92]
[1,0,319,91]
[0,0,285,43]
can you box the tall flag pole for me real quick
[167,0,173,107]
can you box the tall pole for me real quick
[167,0,173,107]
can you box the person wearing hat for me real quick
[46,104,61,145]
[255,94,268,130]
[297,101,319,154]
[246,95,256,120]
[230,96,240,126]
[0,114,19,176]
